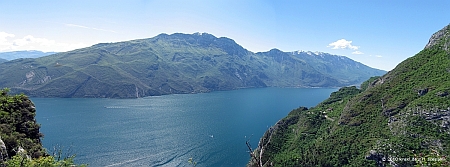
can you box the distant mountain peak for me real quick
[292,50,327,56]
[268,48,284,53]
[157,32,218,39]
[291,50,346,59]
[154,32,240,46]
[193,32,213,36]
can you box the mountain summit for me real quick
[249,24,450,166]
[0,33,384,98]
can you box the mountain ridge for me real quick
[0,33,385,98]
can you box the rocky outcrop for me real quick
[417,107,450,132]
[436,91,449,97]
[0,137,7,164]
[425,24,450,51]
[248,115,300,167]
[0,89,45,159]
[365,150,386,167]
[417,88,429,96]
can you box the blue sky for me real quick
[0,0,449,71]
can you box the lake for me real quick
[33,87,337,166]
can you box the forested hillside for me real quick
[249,24,450,167]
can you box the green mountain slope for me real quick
[249,24,450,166]
[0,33,385,98]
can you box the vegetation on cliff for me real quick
[249,24,450,166]
[0,88,45,159]
[0,88,85,166]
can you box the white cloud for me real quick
[0,32,15,50]
[65,23,117,33]
[328,39,359,50]
[352,51,364,55]
[13,35,55,47]
[376,55,382,58]
[0,32,15,43]
[0,31,89,52]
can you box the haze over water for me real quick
[33,87,337,166]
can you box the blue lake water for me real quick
[33,87,337,167]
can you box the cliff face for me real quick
[0,88,45,162]
[0,138,7,163]
[250,24,450,167]
[425,24,450,51]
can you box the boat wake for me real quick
[104,106,130,109]
[104,156,148,167]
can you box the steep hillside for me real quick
[0,33,385,98]
[0,58,7,64]
[249,24,450,166]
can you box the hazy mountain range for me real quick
[0,33,385,98]
[0,58,7,63]
[0,50,56,61]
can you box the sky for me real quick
[0,0,449,71]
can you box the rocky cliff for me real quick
[0,88,45,162]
